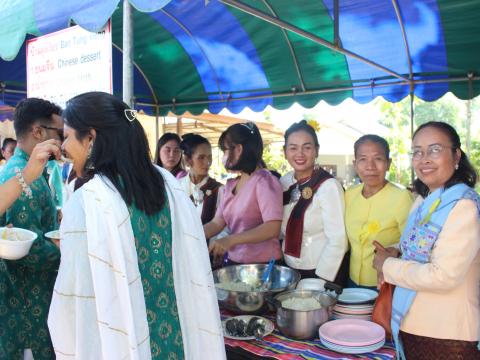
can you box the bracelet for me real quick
[15,168,33,199]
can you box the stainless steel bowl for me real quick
[272,289,337,339]
[213,264,301,314]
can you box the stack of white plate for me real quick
[332,288,378,321]
[319,319,385,354]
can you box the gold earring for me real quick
[85,142,95,171]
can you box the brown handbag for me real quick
[372,282,395,340]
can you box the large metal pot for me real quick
[272,283,341,340]
[213,264,301,314]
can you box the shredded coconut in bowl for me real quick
[216,281,258,292]
[1,229,22,241]
[0,228,35,242]
[281,297,322,311]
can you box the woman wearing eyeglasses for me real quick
[345,135,413,288]
[204,122,283,266]
[373,121,480,359]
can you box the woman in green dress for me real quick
[48,92,225,359]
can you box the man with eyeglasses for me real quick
[0,98,62,359]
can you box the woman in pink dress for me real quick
[204,122,283,265]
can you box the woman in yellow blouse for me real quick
[345,135,413,288]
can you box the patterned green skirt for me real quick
[130,198,184,360]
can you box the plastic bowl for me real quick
[0,227,38,260]
[296,278,325,291]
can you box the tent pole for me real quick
[2,89,27,95]
[123,0,134,107]
[134,75,480,109]
[410,92,414,139]
[334,0,339,48]
[466,73,473,158]
[409,84,415,187]
[260,1,306,91]
[176,116,183,136]
[155,105,159,142]
[466,99,471,158]
[393,0,415,188]
[113,43,158,106]
[392,0,413,81]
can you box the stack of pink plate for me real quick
[332,288,378,321]
[319,319,385,354]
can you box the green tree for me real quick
[376,94,479,188]
[376,98,412,186]
[470,139,480,193]
[263,142,289,176]
[262,110,289,176]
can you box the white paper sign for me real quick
[27,22,112,108]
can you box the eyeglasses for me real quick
[40,125,64,141]
[410,144,454,161]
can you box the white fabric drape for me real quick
[48,168,226,359]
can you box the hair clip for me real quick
[241,122,255,134]
[124,109,138,122]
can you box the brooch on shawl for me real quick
[291,176,313,202]
[301,186,313,200]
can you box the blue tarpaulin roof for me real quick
[0,0,479,115]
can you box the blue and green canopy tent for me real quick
[0,0,479,116]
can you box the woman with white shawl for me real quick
[48,92,225,360]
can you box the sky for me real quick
[219,98,390,155]
[220,98,386,134]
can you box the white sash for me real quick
[49,170,225,359]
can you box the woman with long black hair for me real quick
[48,92,225,359]
[154,133,187,178]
